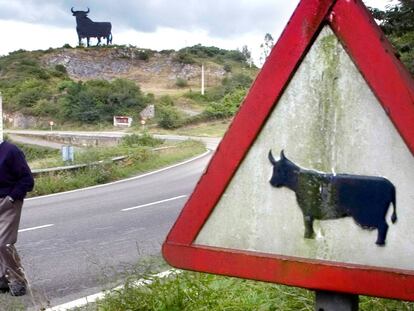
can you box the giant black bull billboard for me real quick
[268,150,397,246]
[71,8,112,47]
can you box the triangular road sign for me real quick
[163,0,414,301]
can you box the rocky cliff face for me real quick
[41,47,226,92]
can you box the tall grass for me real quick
[30,140,205,197]
[95,270,414,311]
[12,141,59,162]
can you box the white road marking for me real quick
[18,224,54,233]
[45,269,180,311]
[121,195,187,212]
[27,149,210,201]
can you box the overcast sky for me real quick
[0,0,398,65]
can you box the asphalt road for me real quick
[5,130,220,151]
[14,147,213,308]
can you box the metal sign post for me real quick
[315,291,359,311]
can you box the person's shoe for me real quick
[8,282,26,296]
[0,276,9,293]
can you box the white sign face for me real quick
[195,26,414,270]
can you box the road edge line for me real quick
[121,195,187,211]
[27,149,211,201]
[45,269,180,311]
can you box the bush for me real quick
[135,50,152,61]
[160,49,174,55]
[222,73,252,93]
[59,78,152,123]
[223,63,232,73]
[0,51,66,113]
[177,44,248,64]
[174,51,195,64]
[121,133,164,147]
[54,64,67,74]
[157,105,183,129]
[158,95,174,106]
[175,77,188,88]
[12,141,59,162]
[205,88,247,119]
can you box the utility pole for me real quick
[201,64,205,95]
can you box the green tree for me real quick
[205,88,248,119]
[370,0,414,74]
[241,45,253,67]
[59,79,150,123]
[260,33,274,65]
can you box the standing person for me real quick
[0,140,34,296]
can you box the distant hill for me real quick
[42,46,241,93]
[0,45,258,128]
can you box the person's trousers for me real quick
[0,197,26,283]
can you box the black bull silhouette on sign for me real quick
[268,150,397,246]
[71,8,112,47]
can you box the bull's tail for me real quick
[391,185,397,223]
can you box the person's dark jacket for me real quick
[0,141,34,201]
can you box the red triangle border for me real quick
[163,0,414,301]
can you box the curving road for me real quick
[6,134,220,309]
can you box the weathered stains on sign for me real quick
[195,26,414,270]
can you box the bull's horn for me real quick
[86,7,90,13]
[71,7,75,13]
[268,150,277,165]
[280,150,286,159]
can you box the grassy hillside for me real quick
[0,44,258,131]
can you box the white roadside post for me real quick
[201,64,205,95]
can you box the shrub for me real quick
[174,51,195,64]
[157,105,183,129]
[222,73,252,93]
[135,50,152,61]
[205,88,247,119]
[160,49,174,55]
[54,64,67,74]
[175,77,188,88]
[59,78,152,123]
[158,95,174,106]
[177,44,248,64]
[121,133,163,147]
[12,141,59,162]
[223,63,232,73]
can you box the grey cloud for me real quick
[0,0,72,26]
[0,0,293,38]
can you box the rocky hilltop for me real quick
[41,46,227,94]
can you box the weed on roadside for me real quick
[95,270,414,311]
[30,140,205,197]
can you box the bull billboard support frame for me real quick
[163,0,414,308]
